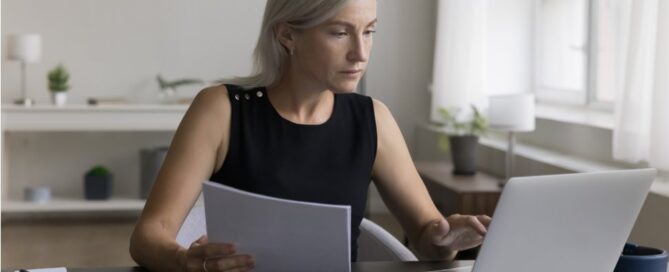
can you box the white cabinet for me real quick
[1,104,188,214]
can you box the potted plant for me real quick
[84,165,113,200]
[156,74,203,104]
[47,63,70,106]
[436,105,488,175]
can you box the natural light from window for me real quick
[535,0,618,107]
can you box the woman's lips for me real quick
[341,70,362,76]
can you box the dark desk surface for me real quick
[6,261,468,272]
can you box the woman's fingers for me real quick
[466,216,488,236]
[204,255,255,271]
[429,219,451,245]
[190,235,207,247]
[476,215,492,227]
[189,242,238,258]
[184,235,254,271]
[430,214,490,249]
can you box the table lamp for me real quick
[488,94,535,185]
[7,34,42,106]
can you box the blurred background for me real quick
[2,0,668,269]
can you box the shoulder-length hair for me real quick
[223,0,349,89]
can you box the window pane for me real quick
[536,0,588,95]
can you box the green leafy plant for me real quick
[86,165,111,177]
[435,105,488,152]
[156,74,204,93]
[436,105,488,136]
[47,64,70,92]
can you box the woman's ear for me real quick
[275,22,298,55]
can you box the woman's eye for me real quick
[364,30,376,36]
[332,32,348,37]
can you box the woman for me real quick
[130,0,491,271]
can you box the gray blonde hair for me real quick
[224,0,350,89]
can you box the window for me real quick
[534,0,617,108]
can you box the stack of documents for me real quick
[203,181,351,272]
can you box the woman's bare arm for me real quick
[370,99,490,260]
[129,85,233,270]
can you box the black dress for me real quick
[209,84,378,261]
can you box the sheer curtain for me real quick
[613,0,669,171]
[431,0,533,122]
[430,0,488,121]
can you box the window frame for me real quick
[533,0,614,111]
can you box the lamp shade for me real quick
[488,94,535,132]
[7,34,42,63]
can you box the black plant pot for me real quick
[449,135,479,175]
[84,174,113,200]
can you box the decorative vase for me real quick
[140,146,169,199]
[448,135,479,175]
[51,91,67,106]
[24,186,52,203]
[84,173,113,200]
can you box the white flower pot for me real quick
[51,92,68,106]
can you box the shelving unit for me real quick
[1,104,188,131]
[2,198,146,213]
[1,104,188,215]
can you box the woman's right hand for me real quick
[182,235,256,272]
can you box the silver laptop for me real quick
[446,169,656,272]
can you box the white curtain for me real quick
[613,0,669,171]
[430,0,488,121]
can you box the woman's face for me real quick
[291,0,377,93]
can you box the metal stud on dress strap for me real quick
[234,94,240,101]
[256,91,263,98]
[244,93,251,100]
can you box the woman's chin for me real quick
[331,81,361,93]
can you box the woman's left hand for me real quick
[420,214,492,259]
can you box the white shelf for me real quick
[1,198,146,213]
[1,104,188,131]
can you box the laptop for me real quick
[443,169,656,272]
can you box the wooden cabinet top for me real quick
[415,161,502,194]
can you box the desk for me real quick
[4,261,468,272]
[416,161,502,216]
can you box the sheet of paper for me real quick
[203,181,351,272]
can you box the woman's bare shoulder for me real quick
[371,98,394,127]
[192,84,230,110]
[184,85,231,122]
[172,85,233,150]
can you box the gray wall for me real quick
[361,0,437,153]
[2,0,436,149]
[2,0,264,103]
[2,1,437,200]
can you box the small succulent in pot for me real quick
[435,105,488,175]
[84,165,113,200]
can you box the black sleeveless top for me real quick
[209,84,377,261]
